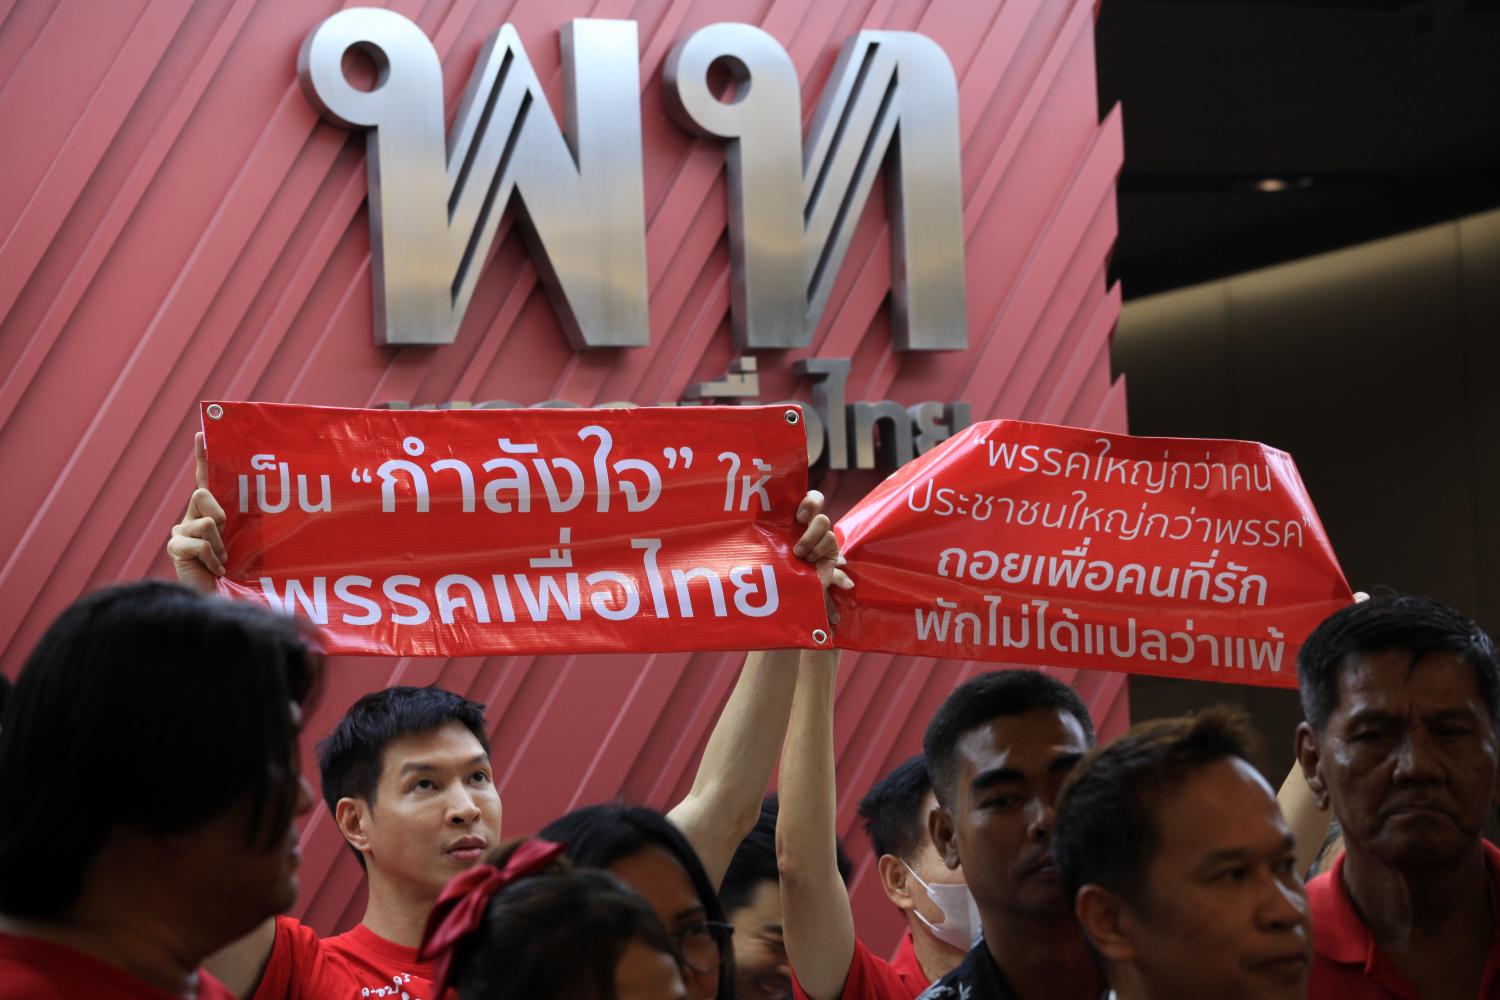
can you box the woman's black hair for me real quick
[541,804,734,998]
[449,840,681,999]
[0,581,320,918]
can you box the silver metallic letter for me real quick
[665,26,966,351]
[299,10,649,348]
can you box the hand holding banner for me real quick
[201,402,830,657]
[831,420,1352,687]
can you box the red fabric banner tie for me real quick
[202,401,829,657]
[831,420,1352,688]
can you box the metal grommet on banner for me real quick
[812,628,829,645]
[206,404,224,420]
[785,408,800,425]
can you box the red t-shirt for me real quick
[251,917,436,1000]
[0,932,237,1000]
[1308,841,1500,1000]
[792,931,930,1000]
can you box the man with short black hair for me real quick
[1294,594,1500,999]
[778,651,968,1000]
[0,581,319,1000]
[917,669,1102,1000]
[212,684,501,999]
[1054,707,1310,1000]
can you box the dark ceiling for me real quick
[1096,0,1500,298]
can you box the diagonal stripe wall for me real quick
[0,0,1127,948]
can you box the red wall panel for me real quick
[0,0,1126,951]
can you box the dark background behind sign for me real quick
[1100,0,1500,785]
[0,0,1124,951]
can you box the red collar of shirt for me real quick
[1309,839,1500,967]
[890,929,927,985]
[332,922,428,973]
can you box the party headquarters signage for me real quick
[298,9,973,469]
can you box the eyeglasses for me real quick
[671,920,734,976]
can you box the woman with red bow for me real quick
[420,838,688,999]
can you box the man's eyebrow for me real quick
[1426,707,1480,723]
[673,905,707,925]
[398,753,489,777]
[1193,847,1253,873]
[971,767,1024,793]
[1345,709,1398,726]
[1049,752,1084,774]
[1193,836,1296,874]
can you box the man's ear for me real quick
[335,797,372,856]
[1294,722,1331,811]
[1075,885,1134,964]
[929,804,961,871]
[878,854,916,910]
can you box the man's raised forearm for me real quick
[777,648,858,1000]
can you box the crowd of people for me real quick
[0,452,1496,1000]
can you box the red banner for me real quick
[831,421,1352,687]
[202,402,830,657]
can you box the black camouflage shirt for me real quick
[916,939,1112,1000]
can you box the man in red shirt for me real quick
[1053,707,1311,1000]
[1293,594,1500,1000]
[779,652,968,1000]
[0,581,319,1000]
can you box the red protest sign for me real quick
[201,402,829,657]
[831,420,1352,687]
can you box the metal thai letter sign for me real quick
[664,25,966,351]
[297,11,967,353]
[298,10,650,349]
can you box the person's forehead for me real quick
[609,844,702,921]
[1151,758,1288,868]
[377,720,488,779]
[737,878,783,926]
[1333,648,1484,716]
[954,707,1089,770]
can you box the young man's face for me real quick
[1118,758,1309,1000]
[349,720,502,898]
[1301,649,1500,869]
[726,878,788,1000]
[931,708,1090,923]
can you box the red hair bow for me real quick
[419,838,567,998]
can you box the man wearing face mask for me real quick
[777,652,968,1000]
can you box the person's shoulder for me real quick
[0,933,168,999]
[0,956,66,1000]
[257,914,321,954]
[915,979,961,1000]
[837,936,924,1000]
[914,953,972,1000]
[253,917,362,1000]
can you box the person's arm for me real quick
[1279,758,1332,877]
[165,432,226,593]
[203,918,276,999]
[776,648,857,1000]
[667,491,849,887]
[668,647,801,887]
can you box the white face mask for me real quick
[903,861,982,951]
